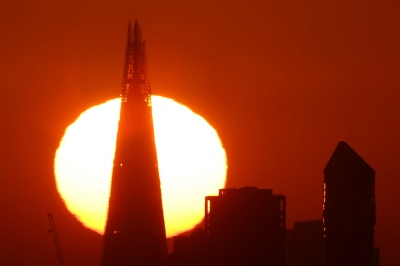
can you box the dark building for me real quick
[205,187,286,266]
[168,228,210,266]
[324,141,376,266]
[101,21,168,266]
[374,247,380,266]
[286,220,324,266]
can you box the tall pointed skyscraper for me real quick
[323,141,376,266]
[101,21,168,266]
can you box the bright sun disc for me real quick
[54,96,227,237]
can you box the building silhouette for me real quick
[205,187,286,266]
[168,228,210,266]
[324,141,376,266]
[286,220,324,266]
[168,187,286,266]
[101,21,168,266]
[373,247,380,266]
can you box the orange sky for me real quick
[1,1,399,265]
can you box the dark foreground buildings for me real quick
[324,141,376,266]
[169,141,378,266]
[169,187,286,266]
[286,220,324,266]
[205,188,286,266]
[101,22,168,266]
[286,141,378,266]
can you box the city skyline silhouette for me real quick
[168,142,378,265]
[1,1,399,265]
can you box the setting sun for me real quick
[54,96,227,237]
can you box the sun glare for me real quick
[54,96,227,237]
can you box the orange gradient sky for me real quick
[1,1,400,265]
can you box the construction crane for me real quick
[48,213,66,266]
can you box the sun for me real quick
[54,96,227,237]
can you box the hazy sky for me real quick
[1,1,399,265]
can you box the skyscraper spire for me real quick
[121,20,151,106]
[101,21,168,266]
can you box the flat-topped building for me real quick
[205,187,286,266]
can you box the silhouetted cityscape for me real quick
[167,142,379,266]
[100,23,380,266]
